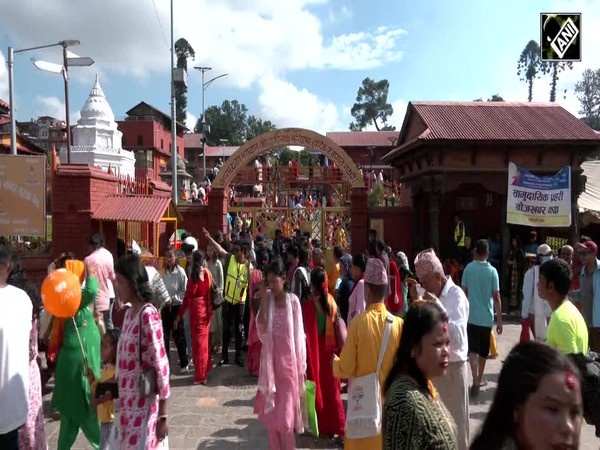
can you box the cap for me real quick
[364,258,388,286]
[414,248,444,280]
[536,244,552,256]
[576,240,598,255]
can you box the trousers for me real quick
[222,301,245,359]
[161,304,189,369]
[57,413,100,450]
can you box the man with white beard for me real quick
[522,244,554,341]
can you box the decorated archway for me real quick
[207,127,369,253]
[212,127,365,189]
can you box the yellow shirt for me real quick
[91,364,116,423]
[333,302,403,450]
[328,262,340,296]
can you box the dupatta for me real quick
[257,292,307,433]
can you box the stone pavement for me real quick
[43,323,599,449]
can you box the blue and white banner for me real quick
[507,162,571,227]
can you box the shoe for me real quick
[235,356,244,367]
[180,365,189,375]
[218,358,229,366]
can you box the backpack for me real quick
[568,352,600,437]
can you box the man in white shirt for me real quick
[0,244,32,449]
[414,248,470,450]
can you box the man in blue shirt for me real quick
[461,239,503,397]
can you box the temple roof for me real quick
[80,75,115,123]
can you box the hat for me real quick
[414,248,443,280]
[536,244,552,256]
[364,258,388,286]
[577,240,598,255]
[396,251,409,270]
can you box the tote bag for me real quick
[346,313,393,439]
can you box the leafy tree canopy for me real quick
[349,77,395,131]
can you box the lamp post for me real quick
[170,0,178,206]
[32,43,94,163]
[193,66,228,180]
[7,40,80,155]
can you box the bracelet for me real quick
[159,415,168,420]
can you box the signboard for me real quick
[0,155,46,236]
[507,162,571,227]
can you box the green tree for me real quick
[349,77,395,131]
[473,94,505,102]
[174,38,195,125]
[194,100,249,146]
[575,68,600,129]
[246,115,277,141]
[517,40,546,102]
[542,61,573,102]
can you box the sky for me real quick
[0,0,598,135]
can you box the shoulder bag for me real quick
[138,304,158,398]
[345,313,394,439]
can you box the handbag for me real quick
[138,304,158,398]
[211,283,224,310]
[346,313,393,439]
[334,313,347,353]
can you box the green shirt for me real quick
[546,300,589,354]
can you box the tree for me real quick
[473,94,505,102]
[246,115,277,141]
[517,40,546,102]
[174,38,195,125]
[194,100,248,146]
[542,61,573,102]
[349,78,395,131]
[575,68,600,127]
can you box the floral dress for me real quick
[117,305,170,450]
[19,319,48,450]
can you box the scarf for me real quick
[257,292,307,432]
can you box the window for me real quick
[137,135,143,146]
[169,143,172,153]
[161,139,164,150]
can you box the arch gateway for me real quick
[207,128,369,253]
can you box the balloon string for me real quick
[72,316,89,370]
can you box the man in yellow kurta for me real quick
[333,258,403,450]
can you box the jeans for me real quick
[0,428,19,450]
[222,302,245,360]
[102,298,115,331]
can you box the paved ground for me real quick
[43,322,599,449]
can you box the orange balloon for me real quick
[41,269,82,318]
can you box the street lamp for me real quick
[32,43,94,163]
[7,39,82,156]
[193,66,228,180]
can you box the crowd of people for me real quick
[0,221,598,450]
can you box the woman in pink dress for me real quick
[255,258,307,450]
[114,254,170,450]
[246,266,264,376]
[176,251,213,385]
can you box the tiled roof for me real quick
[205,145,238,157]
[410,102,600,142]
[326,131,399,147]
[184,133,204,149]
[92,195,172,223]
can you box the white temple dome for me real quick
[80,75,115,123]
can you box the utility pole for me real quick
[62,44,72,163]
[170,0,178,205]
[8,47,16,155]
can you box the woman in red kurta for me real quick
[310,267,345,439]
[177,251,213,384]
[246,267,264,376]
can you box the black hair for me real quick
[453,211,461,219]
[114,254,153,304]
[580,235,592,243]
[298,245,310,268]
[0,243,12,267]
[475,239,489,256]
[376,240,386,252]
[303,231,311,239]
[310,267,331,316]
[275,229,283,236]
[214,230,224,241]
[287,245,299,260]
[333,246,343,259]
[8,254,43,320]
[384,301,449,395]
[265,257,287,279]
[352,253,368,274]
[190,251,205,282]
[103,328,121,363]
[237,239,251,256]
[539,258,572,299]
[471,341,580,450]
[369,229,377,237]
[89,233,103,250]
[311,239,321,249]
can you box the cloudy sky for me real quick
[0,0,598,134]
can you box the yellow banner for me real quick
[0,155,46,236]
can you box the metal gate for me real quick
[228,206,351,250]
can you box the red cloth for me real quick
[181,271,213,383]
[317,333,346,436]
[385,260,403,314]
[520,318,532,343]
[246,270,263,376]
[301,301,323,413]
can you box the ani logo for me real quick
[540,13,581,61]
[351,390,364,408]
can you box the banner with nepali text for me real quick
[507,162,571,227]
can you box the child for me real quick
[255,258,307,450]
[87,329,119,450]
